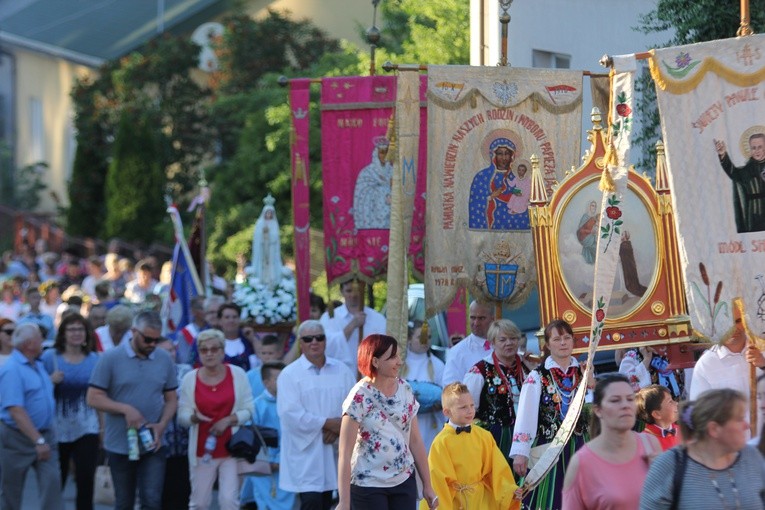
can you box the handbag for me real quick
[93,461,115,505]
[227,425,278,463]
[236,426,272,476]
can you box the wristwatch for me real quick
[35,437,46,446]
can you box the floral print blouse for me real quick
[342,377,420,487]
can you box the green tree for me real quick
[205,14,361,276]
[67,78,110,236]
[375,0,469,65]
[633,1,765,172]
[68,34,214,239]
[103,112,167,243]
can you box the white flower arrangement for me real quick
[232,266,297,325]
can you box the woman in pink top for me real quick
[562,373,661,510]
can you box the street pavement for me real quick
[20,471,225,510]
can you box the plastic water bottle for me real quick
[127,428,140,460]
[202,435,216,463]
[138,426,154,451]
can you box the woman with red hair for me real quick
[337,334,437,510]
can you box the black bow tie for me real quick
[455,425,471,434]
[662,428,676,437]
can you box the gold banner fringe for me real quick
[426,88,582,115]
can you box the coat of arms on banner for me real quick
[475,239,528,301]
[425,65,583,315]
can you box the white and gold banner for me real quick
[425,65,583,315]
[651,35,765,341]
[386,70,421,346]
[524,61,635,490]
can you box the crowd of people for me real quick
[0,240,764,510]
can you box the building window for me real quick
[29,96,44,163]
[532,50,571,69]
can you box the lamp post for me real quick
[498,0,512,66]
[368,0,381,76]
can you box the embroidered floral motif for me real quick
[661,51,701,79]
[600,195,623,253]
[473,359,529,429]
[611,91,632,142]
[535,366,589,443]
[513,432,532,443]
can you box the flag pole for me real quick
[198,172,208,295]
[167,203,204,295]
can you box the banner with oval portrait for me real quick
[555,177,659,319]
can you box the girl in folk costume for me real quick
[636,384,680,451]
[401,321,445,453]
[618,344,686,400]
[463,319,536,463]
[510,319,591,510]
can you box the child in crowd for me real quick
[241,362,296,510]
[402,320,445,452]
[423,383,520,510]
[247,335,283,397]
[636,384,680,451]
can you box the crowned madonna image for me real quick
[233,194,297,326]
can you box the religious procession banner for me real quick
[425,65,583,315]
[524,62,635,491]
[650,35,765,341]
[387,69,422,345]
[320,75,427,285]
[289,79,312,322]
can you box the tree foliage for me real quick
[68,35,214,240]
[104,112,167,243]
[633,1,765,172]
[67,80,109,236]
[375,0,469,65]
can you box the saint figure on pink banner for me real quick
[353,136,392,230]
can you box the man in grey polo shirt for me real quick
[87,310,177,510]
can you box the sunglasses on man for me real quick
[134,330,162,344]
[300,334,326,343]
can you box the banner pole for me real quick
[737,0,754,37]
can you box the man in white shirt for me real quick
[277,320,355,510]
[94,305,134,351]
[690,318,764,431]
[320,280,386,373]
[442,300,495,385]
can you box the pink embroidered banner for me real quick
[290,79,311,322]
[321,76,427,285]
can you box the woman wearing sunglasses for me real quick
[179,329,254,510]
[0,318,15,367]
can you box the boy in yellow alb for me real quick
[421,383,520,510]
